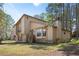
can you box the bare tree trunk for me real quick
[76,4,78,39]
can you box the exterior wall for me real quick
[30,22,46,29]
[20,16,26,42]
[66,31,70,40]
[29,16,47,30]
[54,20,62,43]
[21,16,25,34]
[53,27,57,43]
[29,16,48,43]
[61,31,70,42]
[47,26,53,43]
[15,16,29,42]
[52,20,70,43]
[21,16,31,42]
[16,20,21,42]
[25,16,31,34]
[30,19,47,43]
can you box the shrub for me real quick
[70,39,79,45]
[75,40,79,44]
[57,43,67,49]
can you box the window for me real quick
[36,29,46,37]
[37,32,41,36]
[43,29,46,36]
[36,29,42,37]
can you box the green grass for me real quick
[0,40,59,56]
[70,39,79,45]
[0,39,78,56]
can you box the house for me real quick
[11,14,70,43]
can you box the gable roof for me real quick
[14,14,47,27]
[13,14,63,28]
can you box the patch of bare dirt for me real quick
[48,45,79,56]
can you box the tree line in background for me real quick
[34,3,79,39]
[0,3,15,41]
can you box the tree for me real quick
[46,3,77,40]
[0,3,15,41]
[0,4,5,41]
[4,14,15,40]
[75,3,79,39]
[46,4,63,18]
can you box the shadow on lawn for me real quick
[0,41,53,46]
[29,42,54,50]
[58,44,79,56]
[0,41,54,50]
[30,44,48,50]
[0,42,27,45]
[30,45,48,50]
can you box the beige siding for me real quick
[53,27,57,43]
[21,16,31,42]
[47,26,53,43]
[29,16,47,30]
[30,22,46,29]
[62,31,70,42]
[55,20,62,42]
[25,16,31,34]
[21,16,25,34]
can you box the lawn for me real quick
[0,40,59,56]
[0,40,79,56]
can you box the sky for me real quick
[3,3,48,22]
